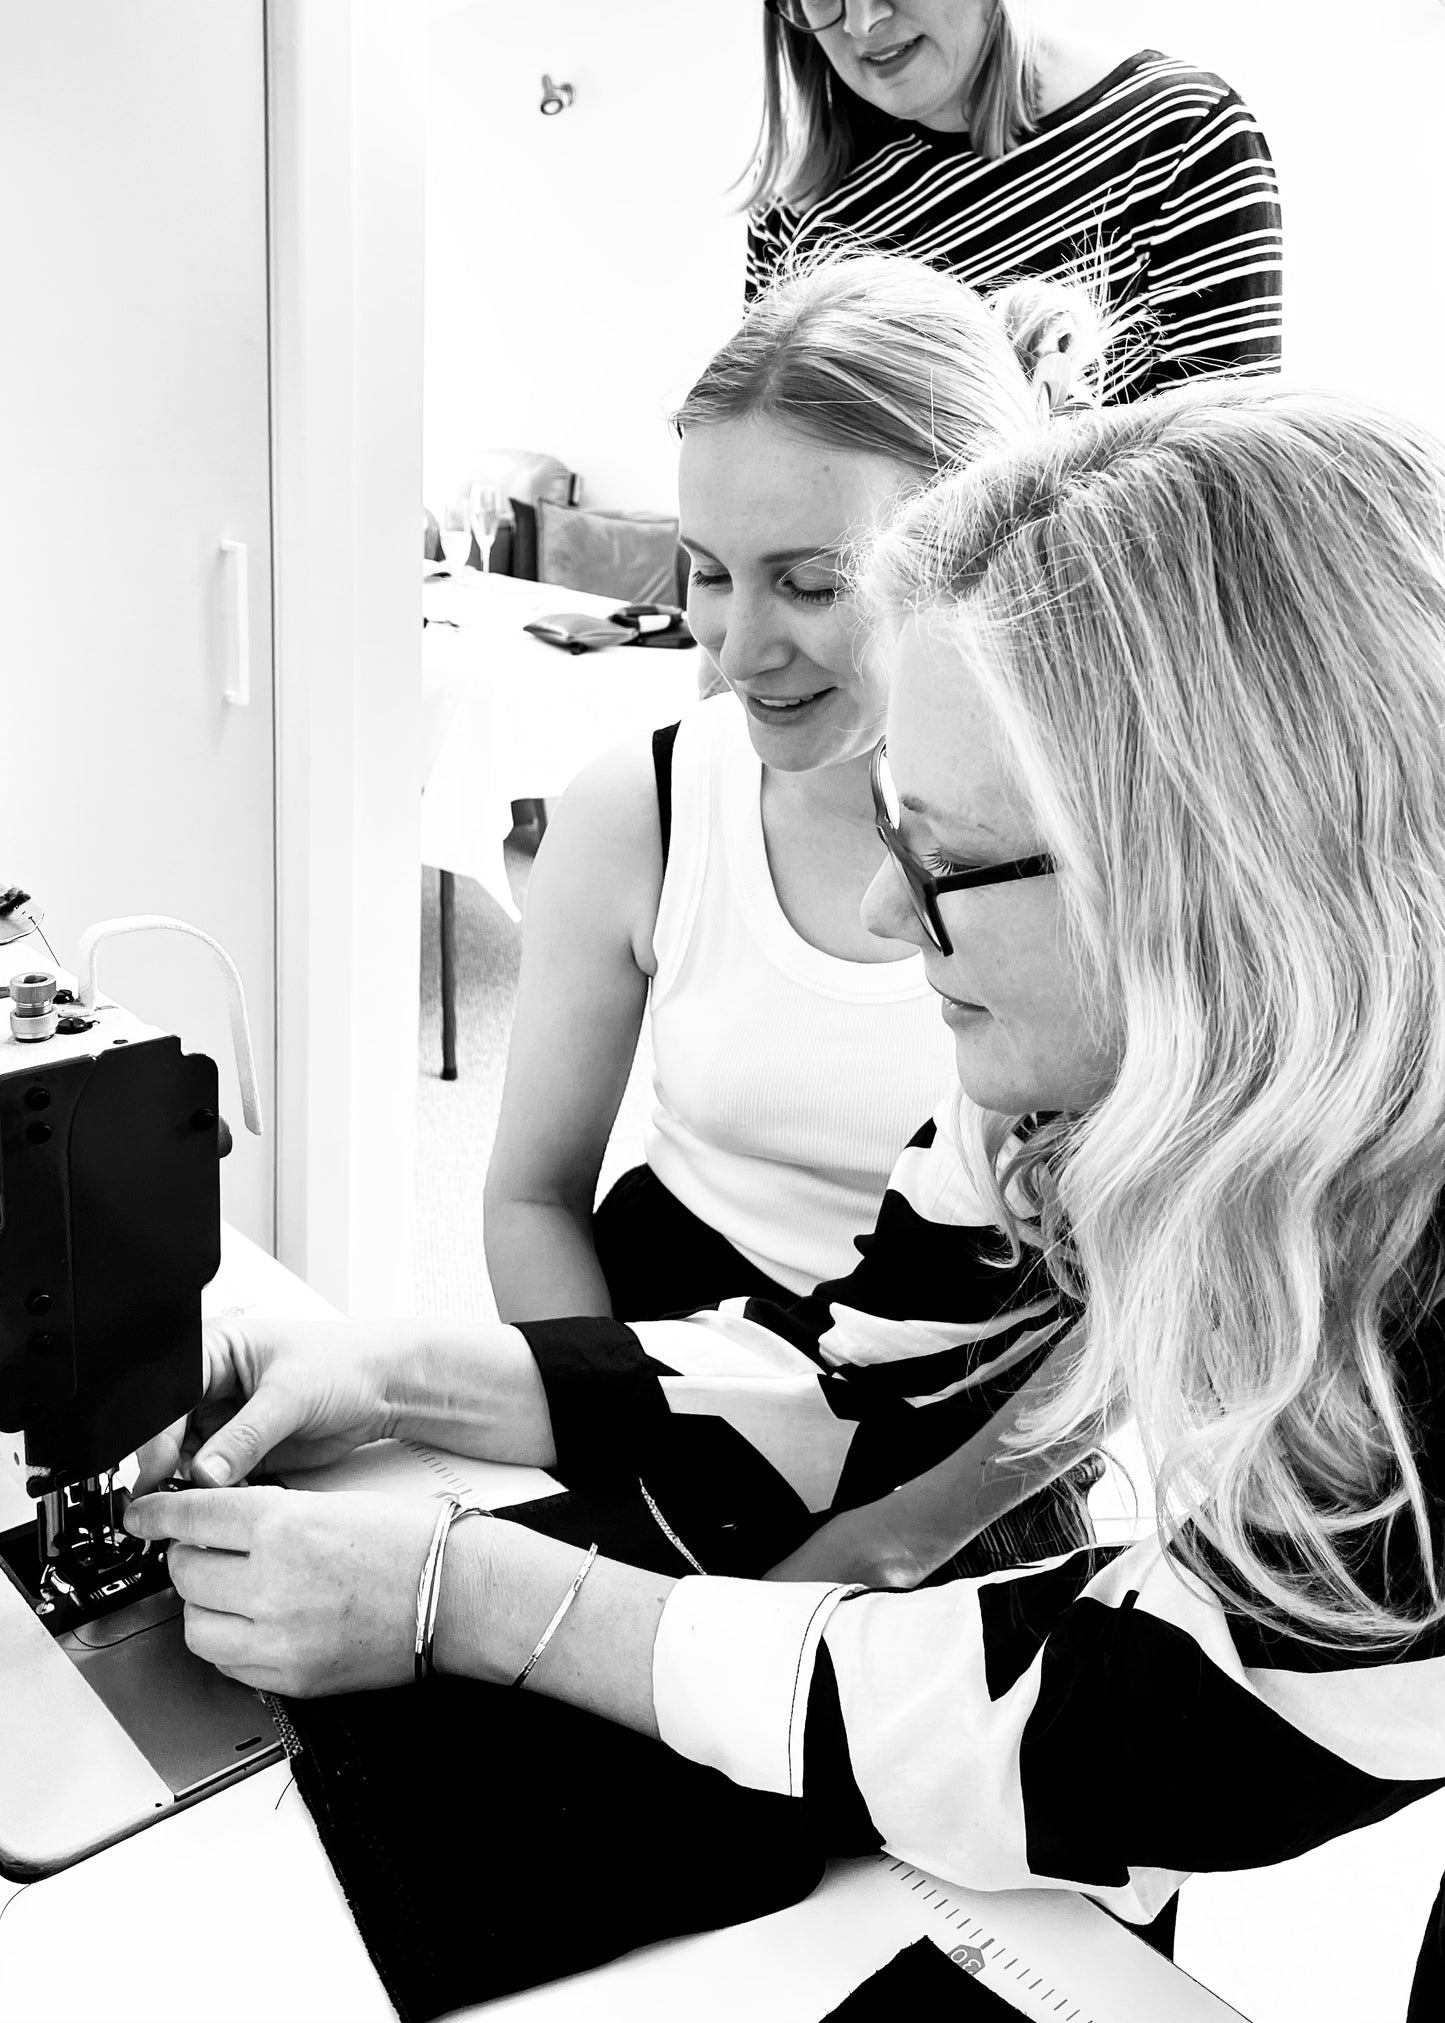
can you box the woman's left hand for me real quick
[124,1486,440,1697]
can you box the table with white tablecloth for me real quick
[420,569,704,921]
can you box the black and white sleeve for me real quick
[652,1535,1445,1924]
[518,1101,1069,1531]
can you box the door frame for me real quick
[266,0,425,1316]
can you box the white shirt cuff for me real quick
[652,1576,863,1796]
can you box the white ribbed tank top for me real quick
[643,699,956,1295]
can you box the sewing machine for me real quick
[0,897,282,1879]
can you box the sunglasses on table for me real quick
[870,740,1056,958]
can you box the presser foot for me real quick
[0,1504,171,1636]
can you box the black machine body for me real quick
[0,948,280,1878]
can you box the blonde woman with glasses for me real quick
[748,0,1283,401]
[130,385,1445,2012]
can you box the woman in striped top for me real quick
[748,2,1284,400]
[130,385,1444,2004]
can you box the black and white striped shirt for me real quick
[520,1098,1445,1925]
[746,51,1284,403]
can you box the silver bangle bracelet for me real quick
[414,1495,490,1684]
[512,1540,599,1689]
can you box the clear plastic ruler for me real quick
[884,1858,1247,2021]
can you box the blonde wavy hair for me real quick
[745,0,1041,213]
[864,386,1445,1647]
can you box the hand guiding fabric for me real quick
[124,1485,440,1697]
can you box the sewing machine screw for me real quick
[24,1087,50,1110]
[24,1121,52,1145]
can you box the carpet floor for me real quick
[415,857,650,1320]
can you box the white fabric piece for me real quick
[652,1575,862,1796]
[634,1309,826,1381]
[643,699,955,1294]
[899,1318,1069,1405]
[636,1313,857,1511]
[815,1297,1060,1371]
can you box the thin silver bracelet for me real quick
[414,1496,490,1684]
[512,1541,599,1689]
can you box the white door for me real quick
[0,0,275,1244]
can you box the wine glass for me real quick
[469,483,502,577]
[438,499,473,575]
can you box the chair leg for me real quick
[508,797,550,850]
[439,868,459,1082]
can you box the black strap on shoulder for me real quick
[651,721,681,872]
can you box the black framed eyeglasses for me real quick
[870,741,1056,958]
[764,0,847,33]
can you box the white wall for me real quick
[1,0,277,1248]
[426,0,1445,512]
[1073,0,1445,435]
[270,0,425,1318]
[424,0,761,515]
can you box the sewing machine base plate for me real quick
[0,1543,283,1879]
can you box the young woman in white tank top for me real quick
[605,695,951,1306]
[484,256,1099,1322]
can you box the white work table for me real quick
[1,1230,1441,2022]
[420,569,703,920]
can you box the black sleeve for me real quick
[516,1317,676,1490]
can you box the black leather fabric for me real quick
[822,1938,1022,2019]
[279,1490,827,2022]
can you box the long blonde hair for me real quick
[745,1,1041,213]
[865,386,1445,1647]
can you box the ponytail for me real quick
[989,277,1108,418]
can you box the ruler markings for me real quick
[889,1859,1109,2023]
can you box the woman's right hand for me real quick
[133,1318,403,1493]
